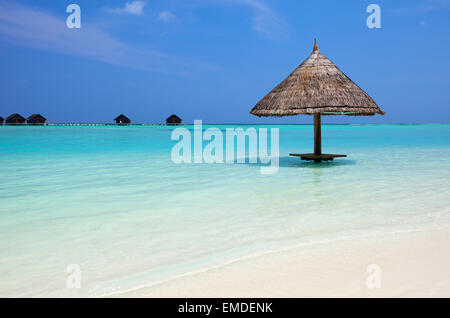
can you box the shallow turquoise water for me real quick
[0,125,449,297]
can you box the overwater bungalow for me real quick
[27,114,47,125]
[115,114,131,125]
[166,114,182,125]
[6,113,26,125]
[0,116,4,125]
[250,39,385,162]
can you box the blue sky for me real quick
[0,0,449,124]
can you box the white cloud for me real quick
[0,2,213,73]
[107,1,146,15]
[157,11,177,23]
[209,0,286,38]
[243,0,277,35]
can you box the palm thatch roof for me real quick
[114,114,131,124]
[250,39,385,117]
[6,113,26,124]
[166,114,182,124]
[27,114,46,122]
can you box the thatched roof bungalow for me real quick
[250,39,385,162]
[6,113,26,125]
[27,114,47,125]
[115,114,131,125]
[166,114,182,125]
[0,116,3,125]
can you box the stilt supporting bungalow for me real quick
[250,39,385,162]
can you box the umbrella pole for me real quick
[290,113,346,162]
[314,113,321,156]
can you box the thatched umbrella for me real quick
[250,39,385,162]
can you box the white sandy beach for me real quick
[120,229,450,298]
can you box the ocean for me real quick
[0,124,449,297]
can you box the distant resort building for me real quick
[115,114,131,125]
[166,114,182,125]
[0,116,3,125]
[6,113,26,125]
[27,114,47,125]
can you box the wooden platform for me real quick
[290,153,347,162]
